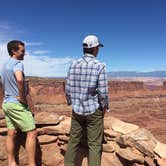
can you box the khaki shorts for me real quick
[2,102,36,132]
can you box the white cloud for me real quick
[0,21,75,77]
[24,54,74,77]
[0,42,9,71]
[32,50,50,55]
[0,42,74,77]
[25,42,44,46]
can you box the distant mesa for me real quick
[107,71,166,78]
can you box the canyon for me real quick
[0,78,166,166]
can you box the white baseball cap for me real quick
[82,35,104,48]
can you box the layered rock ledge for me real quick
[0,111,166,166]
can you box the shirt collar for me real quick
[83,53,96,58]
[10,57,20,62]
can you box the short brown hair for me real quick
[7,40,24,56]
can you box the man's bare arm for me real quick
[15,71,27,105]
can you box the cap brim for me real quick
[98,43,104,47]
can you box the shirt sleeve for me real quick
[65,64,72,105]
[97,66,109,109]
[13,61,24,73]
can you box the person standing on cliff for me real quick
[64,35,110,166]
[1,40,37,166]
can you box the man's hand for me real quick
[103,105,110,116]
[16,96,27,106]
[66,94,72,105]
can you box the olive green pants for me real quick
[64,109,104,166]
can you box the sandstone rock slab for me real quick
[102,143,114,153]
[116,147,144,164]
[102,152,123,166]
[0,128,7,135]
[104,129,121,138]
[58,135,69,142]
[154,142,166,158]
[38,135,58,145]
[0,136,7,161]
[35,112,60,125]
[40,117,71,135]
[111,117,139,134]
[144,156,156,166]
[41,142,64,166]
[0,119,6,127]
[0,110,5,120]
[155,156,166,166]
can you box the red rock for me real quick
[0,136,7,161]
[38,135,58,145]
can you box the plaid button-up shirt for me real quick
[66,53,109,115]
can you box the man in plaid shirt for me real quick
[65,35,109,166]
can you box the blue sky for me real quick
[0,0,166,77]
